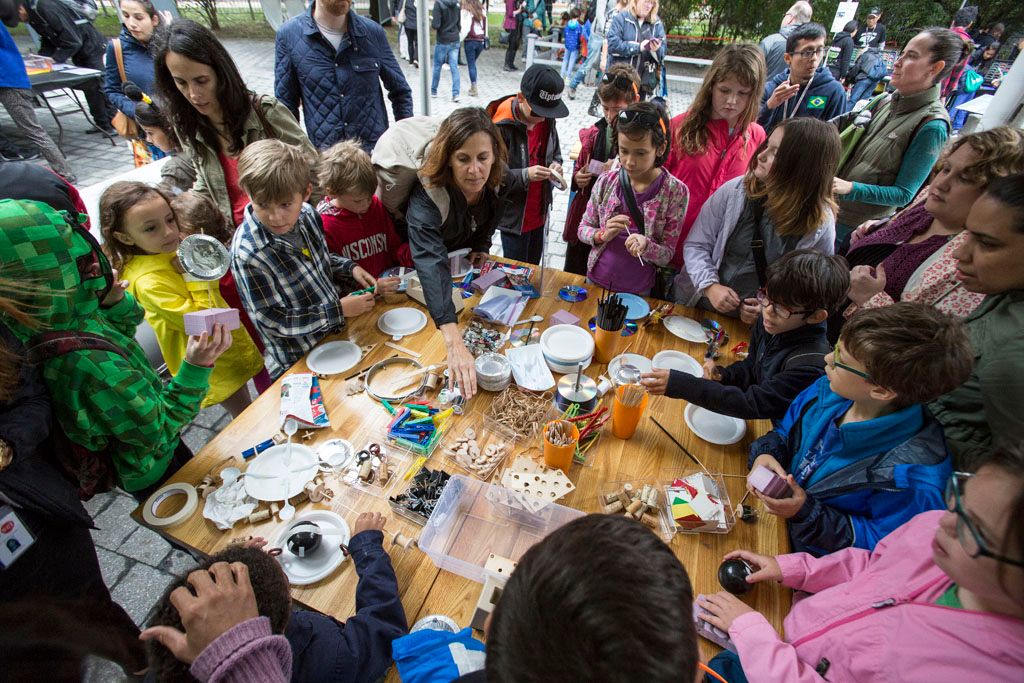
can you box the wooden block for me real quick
[183,308,240,336]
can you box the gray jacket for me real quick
[760,23,800,80]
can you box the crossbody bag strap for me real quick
[617,167,646,235]
[113,38,128,84]
[250,94,276,140]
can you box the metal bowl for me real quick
[177,234,230,280]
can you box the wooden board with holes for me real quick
[132,263,790,670]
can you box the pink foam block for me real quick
[747,465,791,499]
[550,309,580,327]
[694,595,737,652]
[470,269,508,294]
[183,308,240,336]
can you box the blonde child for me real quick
[577,101,687,295]
[101,181,265,417]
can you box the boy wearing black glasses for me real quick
[758,23,848,133]
[745,302,973,556]
[642,249,847,423]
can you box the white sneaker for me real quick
[452,95,461,103]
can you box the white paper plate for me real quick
[378,307,427,339]
[243,444,319,501]
[306,340,361,376]
[664,316,707,343]
[540,324,595,363]
[547,356,593,375]
[272,510,351,586]
[608,353,653,378]
[652,350,702,377]
[684,403,747,445]
[317,439,356,470]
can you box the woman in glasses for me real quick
[561,64,640,276]
[664,43,767,272]
[697,443,1024,682]
[675,117,839,323]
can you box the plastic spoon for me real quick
[279,479,295,521]
[283,418,298,467]
[512,315,543,326]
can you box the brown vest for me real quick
[837,85,950,229]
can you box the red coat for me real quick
[663,113,765,268]
[563,119,614,245]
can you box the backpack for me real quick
[962,68,984,93]
[54,0,98,22]
[370,116,451,222]
[865,50,887,81]
[26,331,121,500]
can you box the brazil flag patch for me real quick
[808,95,827,110]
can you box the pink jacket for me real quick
[729,511,1024,682]
[663,113,766,268]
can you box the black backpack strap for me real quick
[617,167,646,235]
[27,331,128,364]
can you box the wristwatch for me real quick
[0,439,12,471]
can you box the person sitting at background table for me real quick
[641,250,849,424]
[401,108,508,400]
[748,303,972,557]
[699,443,1024,683]
[841,126,1024,326]
[230,139,378,378]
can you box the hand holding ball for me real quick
[718,558,755,595]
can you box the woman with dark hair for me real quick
[152,19,315,227]
[832,28,960,245]
[402,108,508,398]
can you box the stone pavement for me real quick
[3,31,697,681]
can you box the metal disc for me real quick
[177,234,230,281]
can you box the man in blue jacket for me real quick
[758,23,847,134]
[275,0,413,151]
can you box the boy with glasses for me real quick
[758,23,847,133]
[642,250,848,423]
[745,302,973,556]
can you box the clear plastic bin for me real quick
[444,411,517,481]
[598,479,673,542]
[660,469,736,535]
[418,474,585,584]
[336,442,410,500]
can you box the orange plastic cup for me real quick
[593,325,624,364]
[543,420,579,474]
[612,385,649,439]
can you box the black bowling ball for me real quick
[718,558,754,595]
[286,521,323,558]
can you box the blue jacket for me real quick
[758,66,848,133]
[749,376,951,557]
[102,28,155,119]
[275,3,414,151]
[0,24,31,90]
[285,530,408,683]
[562,19,582,51]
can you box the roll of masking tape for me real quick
[142,482,199,528]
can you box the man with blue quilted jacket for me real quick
[275,0,414,151]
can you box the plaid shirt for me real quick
[231,203,357,374]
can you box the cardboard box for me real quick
[470,268,508,294]
[183,308,240,336]
[550,309,580,327]
[748,465,791,499]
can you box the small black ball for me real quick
[718,558,754,595]
[287,521,323,558]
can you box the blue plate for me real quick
[615,293,650,321]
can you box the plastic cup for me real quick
[543,420,579,474]
[612,385,649,439]
[593,325,624,364]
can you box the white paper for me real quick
[202,480,258,530]
[505,344,555,391]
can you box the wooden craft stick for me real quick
[650,416,710,474]
[385,341,421,358]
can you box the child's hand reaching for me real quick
[697,592,757,632]
[376,277,401,295]
[341,292,375,317]
[624,233,648,257]
[353,511,386,535]
[600,214,630,243]
[351,265,376,290]
[186,324,233,368]
[100,268,129,307]
[639,368,669,395]
[722,550,783,584]
[702,359,722,381]
[526,165,553,182]
[705,283,741,313]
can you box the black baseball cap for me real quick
[520,64,570,119]
[867,7,882,16]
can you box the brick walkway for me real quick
[5,31,696,681]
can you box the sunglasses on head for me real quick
[602,72,640,96]
[617,109,667,137]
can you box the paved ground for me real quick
[6,30,697,681]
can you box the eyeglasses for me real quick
[829,341,872,381]
[790,47,827,59]
[945,472,1024,568]
[617,108,667,136]
[755,288,815,320]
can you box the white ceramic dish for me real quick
[306,340,361,375]
[684,403,747,445]
[652,350,702,378]
[608,353,653,378]
[539,324,595,363]
[272,510,351,585]
[243,444,319,501]
[664,316,707,343]
[378,307,427,340]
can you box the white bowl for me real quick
[652,350,702,378]
[540,324,595,363]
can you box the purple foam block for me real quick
[550,309,580,327]
[183,308,240,336]
[693,595,737,652]
[748,465,791,499]
[470,269,508,294]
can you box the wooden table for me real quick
[134,264,790,669]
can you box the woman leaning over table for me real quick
[831,28,963,247]
[404,108,509,400]
[152,19,316,228]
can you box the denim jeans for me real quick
[561,48,579,77]
[570,33,603,88]
[464,39,485,84]
[848,78,880,111]
[431,41,461,97]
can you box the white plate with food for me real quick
[664,316,707,343]
[378,307,427,340]
[271,510,351,585]
[684,404,746,445]
[306,340,362,376]
[652,350,702,378]
[243,444,319,501]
